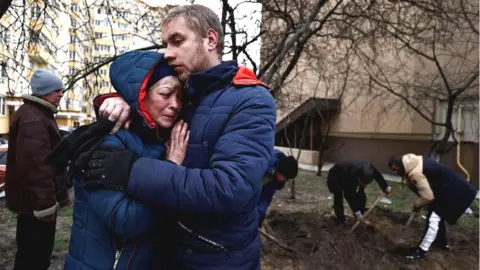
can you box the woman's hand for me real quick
[166,120,190,165]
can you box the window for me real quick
[31,6,41,18]
[71,4,80,12]
[0,63,6,83]
[113,34,127,41]
[0,151,7,165]
[70,35,77,43]
[69,51,76,59]
[94,32,103,39]
[0,97,5,116]
[30,30,39,43]
[95,20,109,27]
[0,26,8,44]
[71,19,77,28]
[94,45,110,52]
[46,0,57,9]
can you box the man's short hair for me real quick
[162,4,224,57]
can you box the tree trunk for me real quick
[316,147,325,176]
[290,179,296,200]
[429,128,453,162]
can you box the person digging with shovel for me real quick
[388,153,477,260]
[327,161,392,227]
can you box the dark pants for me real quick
[13,214,56,270]
[332,187,366,222]
[327,170,367,222]
[418,207,448,251]
[258,214,266,228]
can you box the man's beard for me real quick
[181,46,210,82]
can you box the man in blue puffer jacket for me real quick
[65,51,185,270]
[258,150,299,228]
[76,4,276,270]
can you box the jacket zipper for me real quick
[113,238,125,270]
[113,249,122,270]
[177,221,230,255]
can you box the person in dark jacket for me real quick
[76,4,276,270]
[389,153,477,260]
[258,149,298,228]
[327,161,391,226]
[5,69,70,270]
[64,51,187,270]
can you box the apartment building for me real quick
[0,0,172,134]
[262,1,479,184]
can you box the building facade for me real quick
[0,0,172,136]
[262,0,479,185]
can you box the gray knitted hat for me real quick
[30,69,64,96]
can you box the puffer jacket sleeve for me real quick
[16,118,58,218]
[410,172,435,208]
[85,133,157,237]
[128,87,276,215]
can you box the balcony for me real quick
[28,43,54,65]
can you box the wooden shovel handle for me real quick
[405,211,415,227]
[349,194,384,233]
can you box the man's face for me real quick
[274,172,288,182]
[42,90,63,107]
[389,164,400,175]
[162,16,211,82]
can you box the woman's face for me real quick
[144,76,183,128]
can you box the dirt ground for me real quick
[260,208,479,270]
[0,170,478,270]
[0,200,70,270]
[260,171,479,270]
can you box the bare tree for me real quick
[342,0,480,160]
[0,0,171,116]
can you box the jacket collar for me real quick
[185,61,238,100]
[22,94,58,113]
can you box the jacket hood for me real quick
[402,153,423,175]
[185,61,268,100]
[109,51,174,138]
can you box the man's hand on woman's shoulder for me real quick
[99,96,131,133]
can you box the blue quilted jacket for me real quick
[65,52,174,270]
[125,61,276,269]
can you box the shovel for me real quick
[349,194,384,233]
[405,211,416,227]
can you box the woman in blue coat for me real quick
[65,51,187,269]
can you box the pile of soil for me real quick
[261,208,479,270]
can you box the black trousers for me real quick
[13,214,56,270]
[327,170,367,222]
[418,207,447,251]
[332,187,366,222]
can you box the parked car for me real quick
[58,126,76,137]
